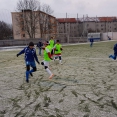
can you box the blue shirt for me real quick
[114,44,117,54]
[18,46,39,62]
[90,38,94,42]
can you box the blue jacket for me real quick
[90,38,94,42]
[37,42,43,48]
[18,46,39,62]
[114,44,117,54]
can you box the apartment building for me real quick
[11,10,57,39]
[57,18,79,37]
[81,17,117,34]
[57,17,117,37]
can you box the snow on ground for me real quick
[0,41,117,117]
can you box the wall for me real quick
[0,39,39,47]
[56,37,87,43]
[101,32,117,41]
[0,37,88,47]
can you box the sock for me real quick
[46,68,52,75]
[26,71,29,81]
[29,69,34,73]
[59,60,62,64]
[59,56,62,64]
[54,56,58,60]
[29,69,34,76]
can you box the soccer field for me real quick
[1,41,117,117]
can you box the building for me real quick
[79,16,117,36]
[11,10,57,39]
[57,18,79,37]
[57,17,117,37]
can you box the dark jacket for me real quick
[114,44,117,54]
[18,46,39,62]
[37,42,43,48]
[90,38,94,42]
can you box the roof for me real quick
[98,17,117,22]
[57,18,78,23]
[57,17,117,23]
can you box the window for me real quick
[23,34,25,37]
[20,14,23,17]
[22,27,24,31]
[21,21,24,25]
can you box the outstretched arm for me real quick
[16,48,25,57]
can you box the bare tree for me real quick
[16,0,41,11]
[41,4,54,15]
[15,0,41,39]
[0,21,13,40]
[38,4,55,38]
[38,12,57,39]
[15,0,55,39]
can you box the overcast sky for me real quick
[0,0,117,23]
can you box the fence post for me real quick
[67,34,69,43]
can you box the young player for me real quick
[90,36,94,47]
[41,41,54,79]
[49,37,55,48]
[49,37,55,55]
[16,42,40,83]
[37,40,43,55]
[53,40,63,64]
[109,43,117,60]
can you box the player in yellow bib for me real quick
[41,41,54,79]
[54,40,63,64]
[49,37,55,48]
[49,37,55,56]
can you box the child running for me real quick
[90,36,94,47]
[41,41,54,79]
[53,40,63,64]
[16,42,40,83]
[109,43,117,60]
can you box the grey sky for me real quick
[45,0,117,17]
[0,0,117,23]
